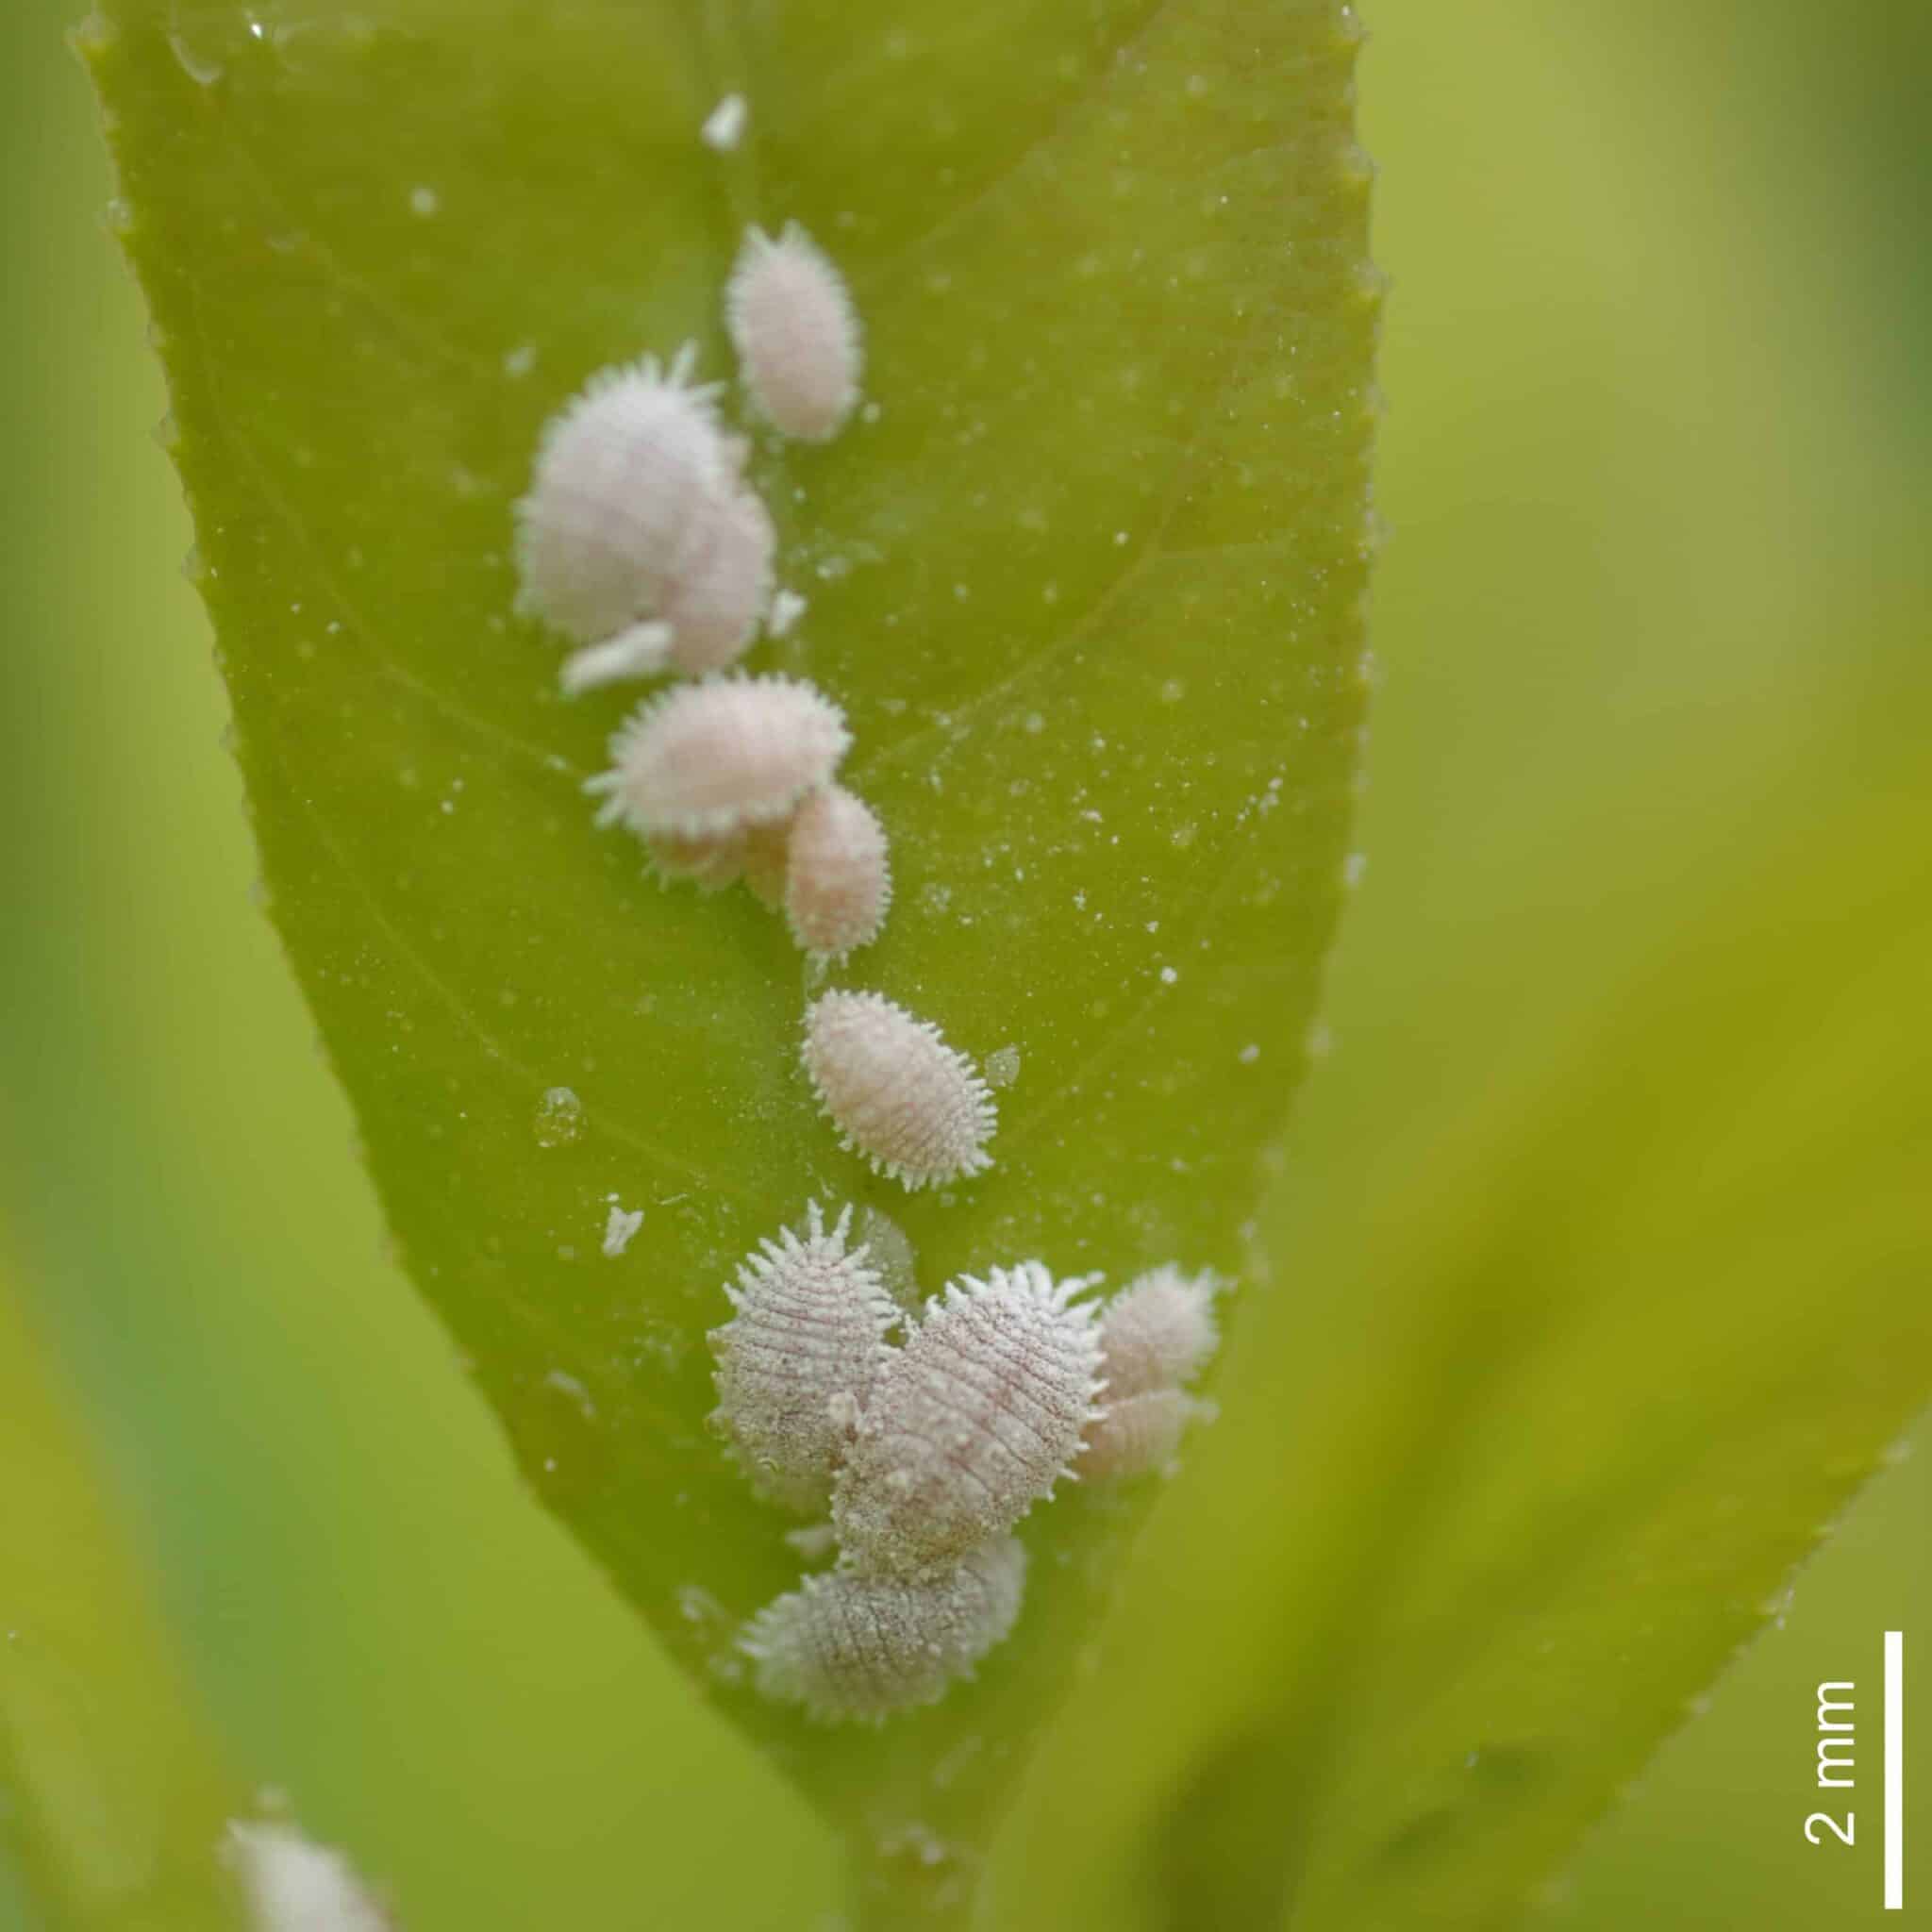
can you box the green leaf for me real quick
[0,1272,249,1932]
[84,0,1374,1900]
[993,736,1932,1929]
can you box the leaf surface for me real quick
[85,0,1375,1886]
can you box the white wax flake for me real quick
[983,1045,1021,1090]
[1159,966,1178,985]
[700,92,748,152]
[408,185,439,217]
[225,1821,392,1932]
[1238,1042,1260,1065]
[502,342,538,379]
[602,1204,643,1257]
[768,587,808,637]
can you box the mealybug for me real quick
[742,1537,1026,1722]
[785,784,892,960]
[725,224,863,442]
[709,1203,900,1511]
[587,675,850,840]
[1077,1265,1223,1480]
[833,1263,1103,1574]
[224,1822,392,1932]
[515,348,730,648]
[1095,1266,1221,1400]
[801,991,996,1191]
[643,824,749,893]
[1076,1387,1208,1480]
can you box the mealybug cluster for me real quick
[503,116,1244,1727]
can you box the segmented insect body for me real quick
[514,349,730,646]
[784,784,892,959]
[710,1203,900,1511]
[801,991,996,1190]
[1095,1266,1221,1399]
[225,1822,392,1932]
[725,224,863,441]
[1078,1265,1223,1479]
[587,675,850,840]
[833,1264,1103,1574]
[1076,1387,1207,1479]
[644,824,749,892]
[742,1536,1026,1722]
[656,479,775,675]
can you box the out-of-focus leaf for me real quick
[83,0,1375,1905]
[996,727,1932,1931]
[0,1274,249,1931]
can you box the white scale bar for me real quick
[1886,1629,1904,1911]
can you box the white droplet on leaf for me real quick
[700,92,748,152]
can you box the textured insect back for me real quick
[586,675,851,841]
[225,1821,393,1932]
[1078,1265,1224,1480]
[709,1203,900,1511]
[657,478,775,675]
[725,223,863,442]
[643,824,748,893]
[833,1264,1104,1574]
[784,784,892,959]
[1095,1266,1221,1399]
[801,991,996,1190]
[514,348,731,648]
[742,1537,1026,1723]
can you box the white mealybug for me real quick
[644,824,749,892]
[1077,1265,1223,1480]
[514,347,730,651]
[587,675,850,841]
[1094,1266,1221,1399]
[833,1264,1103,1574]
[725,223,863,442]
[654,479,775,675]
[224,1821,393,1932]
[1077,1387,1210,1480]
[801,990,996,1191]
[742,1536,1026,1723]
[709,1203,899,1512]
[784,784,892,960]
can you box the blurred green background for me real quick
[4,2,1927,1928]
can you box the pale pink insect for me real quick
[742,1537,1026,1723]
[586,675,850,841]
[1076,1387,1210,1480]
[784,784,892,960]
[514,347,730,649]
[1077,1265,1224,1480]
[710,1203,899,1512]
[801,991,995,1191]
[832,1263,1104,1575]
[725,223,863,442]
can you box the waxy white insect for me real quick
[742,1536,1026,1722]
[587,675,850,841]
[725,223,863,442]
[225,1822,393,1932]
[1077,1265,1223,1479]
[833,1263,1103,1574]
[785,784,892,959]
[710,1203,900,1512]
[1076,1386,1208,1480]
[514,348,731,650]
[801,991,996,1191]
[1095,1265,1221,1400]
[643,823,750,893]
